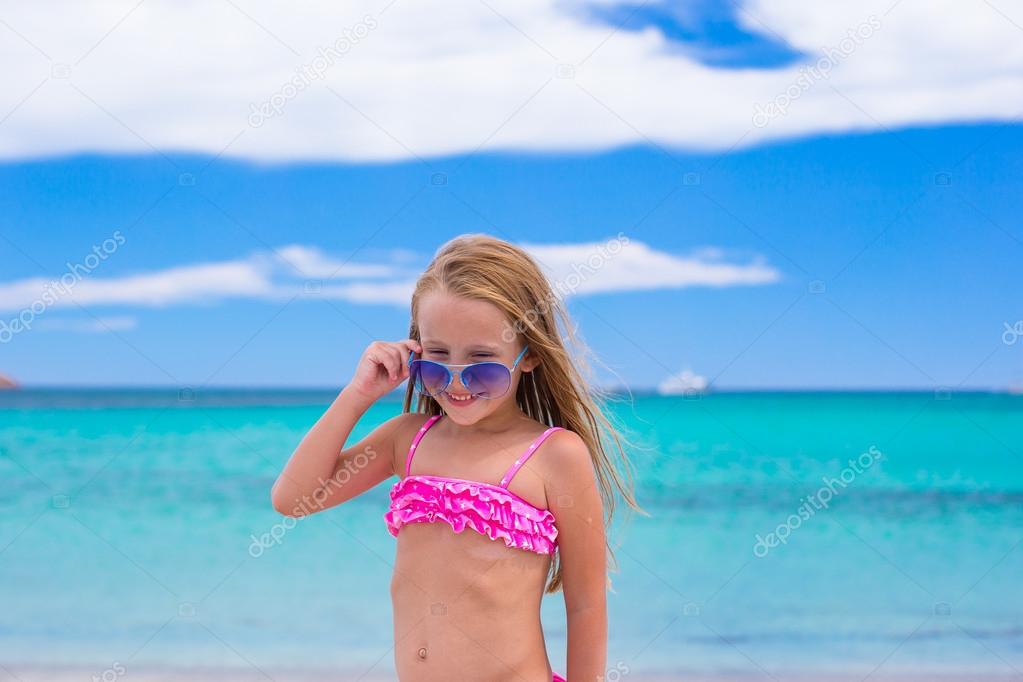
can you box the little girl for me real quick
[271,234,639,681]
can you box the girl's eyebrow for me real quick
[422,340,501,352]
[469,344,501,352]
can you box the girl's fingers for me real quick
[386,347,404,381]
[395,341,419,376]
[401,340,421,378]
[389,343,413,381]
[369,345,399,381]
[367,340,419,383]
[384,345,404,381]
[396,340,417,372]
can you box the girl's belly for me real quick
[390,522,554,681]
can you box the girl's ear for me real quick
[522,351,540,373]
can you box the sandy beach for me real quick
[4,666,1015,682]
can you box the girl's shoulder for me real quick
[524,424,597,502]
[376,412,437,476]
[522,420,591,476]
[521,415,581,442]
[391,411,438,445]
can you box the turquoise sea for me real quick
[1,390,1021,677]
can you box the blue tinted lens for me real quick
[411,360,450,396]
[460,362,512,399]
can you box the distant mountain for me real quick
[0,373,18,389]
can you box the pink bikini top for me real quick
[384,414,565,555]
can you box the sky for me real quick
[0,0,1021,391]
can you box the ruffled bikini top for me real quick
[384,414,565,555]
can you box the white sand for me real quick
[3,665,1017,682]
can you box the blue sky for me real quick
[0,1,1021,390]
[584,0,805,68]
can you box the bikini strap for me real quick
[405,414,443,477]
[499,426,566,488]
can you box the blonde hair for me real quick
[402,233,642,593]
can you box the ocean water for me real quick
[1,390,1021,676]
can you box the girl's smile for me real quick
[441,390,477,407]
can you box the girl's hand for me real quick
[346,339,422,403]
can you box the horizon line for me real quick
[1,384,1020,396]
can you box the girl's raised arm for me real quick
[270,339,421,517]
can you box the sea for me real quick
[1,389,1020,677]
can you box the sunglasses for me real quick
[407,346,529,399]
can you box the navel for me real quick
[417,645,428,660]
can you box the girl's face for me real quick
[416,291,536,424]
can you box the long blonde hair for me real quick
[402,233,642,593]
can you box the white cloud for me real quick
[0,0,1019,162]
[0,247,381,313]
[273,244,398,279]
[322,280,418,306]
[658,368,710,395]
[0,240,779,313]
[69,260,275,307]
[524,238,780,294]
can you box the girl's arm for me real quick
[270,339,420,517]
[546,431,609,681]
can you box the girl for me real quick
[271,234,639,681]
